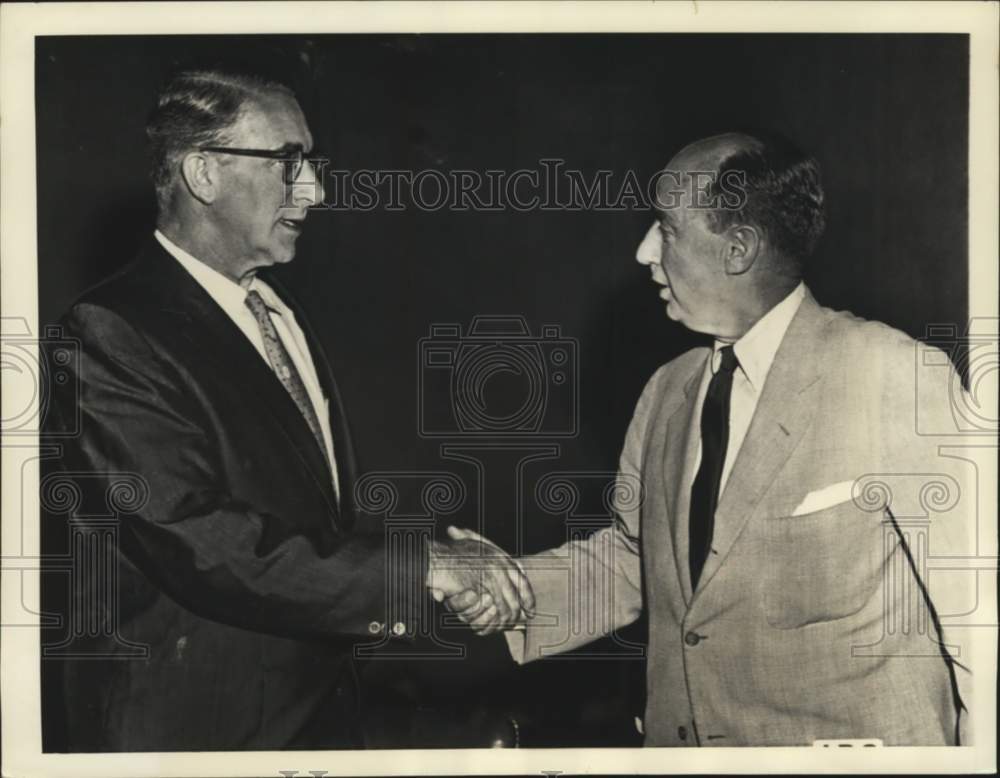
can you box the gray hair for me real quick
[145,67,293,211]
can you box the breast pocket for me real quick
[763,500,885,629]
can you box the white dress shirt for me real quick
[155,230,340,500]
[692,282,807,497]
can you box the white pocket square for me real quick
[792,480,856,516]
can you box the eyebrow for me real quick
[657,211,677,229]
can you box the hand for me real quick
[444,586,522,636]
[439,526,533,635]
[427,526,534,635]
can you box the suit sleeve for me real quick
[871,333,979,743]
[506,369,664,663]
[47,303,426,642]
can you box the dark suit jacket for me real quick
[41,238,424,751]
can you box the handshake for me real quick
[426,526,535,635]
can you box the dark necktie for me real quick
[244,289,332,475]
[689,345,739,589]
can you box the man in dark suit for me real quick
[41,66,532,752]
[450,131,976,746]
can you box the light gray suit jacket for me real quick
[513,290,975,746]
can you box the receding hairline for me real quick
[225,91,312,151]
[665,132,764,177]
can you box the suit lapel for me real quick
[661,356,708,607]
[693,294,827,594]
[143,243,342,522]
[263,273,358,524]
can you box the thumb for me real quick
[447,525,481,542]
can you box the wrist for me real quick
[425,539,445,588]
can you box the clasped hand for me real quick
[427,526,534,635]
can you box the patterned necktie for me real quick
[689,345,739,589]
[244,289,332,475]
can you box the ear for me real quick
[722,224,761,275]
[179,151,220,205]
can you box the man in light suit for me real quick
[41,65,531,752]
[450,131,974,745]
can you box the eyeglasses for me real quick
[198,146,316,184]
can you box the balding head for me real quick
[668,132,761,175]
[660,130,826,273]
[638,131,824,339]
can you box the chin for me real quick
[666,306,707,334]
[264,245,297,266]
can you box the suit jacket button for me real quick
[368,621,383,634]
[684,631,701,646]
[678,725,688,740]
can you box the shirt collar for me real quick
[155,229,252,313]
[711,282,807,391]
[154,229,286,316]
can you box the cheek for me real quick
[660,242,682,277]
[220,184,257,219]
[233,175,280,213]
[667,238,706,281]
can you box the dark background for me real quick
[36,34,969,748]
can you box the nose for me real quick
[635,221,661,267]
[636,220,669,287]
[291,157,326,208]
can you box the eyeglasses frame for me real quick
[198,146,313,184]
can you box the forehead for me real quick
[653,169,694,227]
[654,173,719,232]
[653,135,756,229]
[653,147,727,227]
[653,153,699,220]
[231,93,313,150]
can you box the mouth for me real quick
[277,217,305,234]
